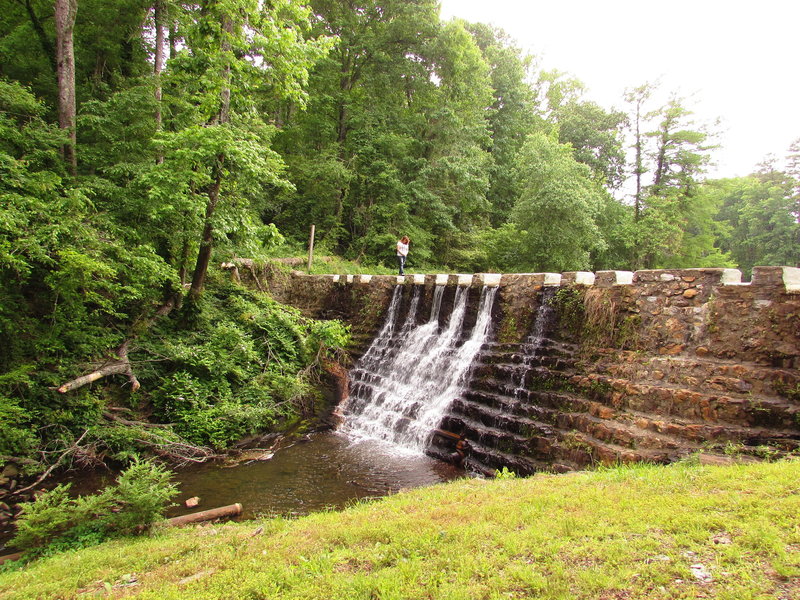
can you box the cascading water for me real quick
[511,287,557,397]
[340,285,497,452]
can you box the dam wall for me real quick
[234,262,800,474]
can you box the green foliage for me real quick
[494,466,518,479]
[11,459,178,553]
[711,170,800,276]
[137,284,349,449]
[509,132,608,272]
[551,287,586,337]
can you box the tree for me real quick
[467,22,538,226]
[712,169,800,275]
[509,131,608,272]
[624,83,655,221]
[54,0,78,174]
[148,0,332,302]
[626,91,718,268]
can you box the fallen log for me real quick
[0,552,22,565]
[164,503,242,528]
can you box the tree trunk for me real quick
[153,0,166,163]
[188,158,223,303]
[20,0,57,76]
[54,0,78,175]
[187,13,232,303]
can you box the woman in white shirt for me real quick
[396,236,410,275]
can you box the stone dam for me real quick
[229,262,800,475]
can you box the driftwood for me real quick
[57,297,176,395]
[0,455,39,467]
[101,411,173,429]
[0,552,22,565]
[165,503,242,527]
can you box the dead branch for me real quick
[102,411,174,429]
[57,341,139,394]
[0,455,39,466]
[13,430,89,497]
[56,296,176,395]
[133,437,218,467]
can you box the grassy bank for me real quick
[1,460,798,599]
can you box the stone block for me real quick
[595,271,634,287]
[752,266,800,292]
[476,273,502,287]
[450,274,473,286]
[561,271,596,286]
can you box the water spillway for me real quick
[340,284,497,452]
[248,266,800,474]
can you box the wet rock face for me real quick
[255,265,800,474]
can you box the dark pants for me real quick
[397,255,406,275]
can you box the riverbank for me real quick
[1,459,798,599]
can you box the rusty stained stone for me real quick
[706,376,752,393]
[683,288,700,299]
[695,346,711,357]
[682,276,697,283]
[659,344,686,355]
[589,402,615,419]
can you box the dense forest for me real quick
[1,0,799,474]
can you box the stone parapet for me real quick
[258,266,799,295]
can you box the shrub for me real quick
[11,460,178,553]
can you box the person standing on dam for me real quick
[396,236,410,275]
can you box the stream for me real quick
[0,431,463,554]
[166,432,463,520]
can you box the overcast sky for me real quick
[439,0,800,179]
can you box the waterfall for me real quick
[341,285,498,452]
[511,287,557,397]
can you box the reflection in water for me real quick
[168,432,463,520]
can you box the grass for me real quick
[1,459,799,599]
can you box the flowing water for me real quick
[341,285,498,451]
[1,285,499,553]
[511,287,557,397]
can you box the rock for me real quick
[683,288,699,299]
[185,496,200,508]
[1,465,19,478]
[690,563,713,583]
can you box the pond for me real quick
[168,432,464,520]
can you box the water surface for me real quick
[168,432,463,520]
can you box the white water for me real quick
[341,285,497,452]
[511,287,557,397]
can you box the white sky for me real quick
[439,0,800,179]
